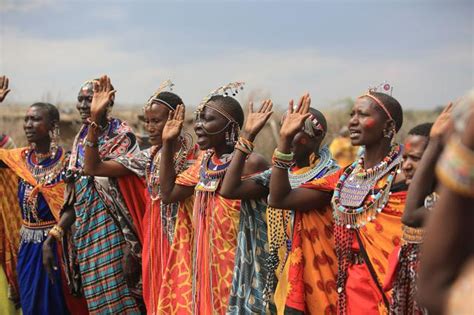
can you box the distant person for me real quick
[329,126,358,167]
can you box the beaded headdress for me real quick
[282,106,324,137]
[145,79,176,110]
[79,79,99,96]
[196,81,245,123]
[358,81,394,121]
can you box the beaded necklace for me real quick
[332,145,402,229]
[145,134,191,244]
[288,146,336,188]
[195,149,233,192]
[22,147,66,224]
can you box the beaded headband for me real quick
[358,82,394,121]
[146,79,176,110]
[79,79,99,95]
[303,114,324,137]
[282,108,324,137]
[196,82,245,123]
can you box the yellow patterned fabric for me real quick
[0,167,22,308]
[0,148,65,221]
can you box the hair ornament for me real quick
[146,79,175,110]
[358,81,394,121]
[196,81,245,123]
[80,79,99,95]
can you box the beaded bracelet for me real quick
[401,225,425,244]
[235,137,254,155]
[272,156,294,169]
[48,225,64,241]
[273,149,294,161]
[84,139,99,148]
[436,137,474,198]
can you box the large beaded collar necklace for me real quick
[288,146,336,188]
[332,145,403,229]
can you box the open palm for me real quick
[163,104,185,142]
[243,99,273,137]
[280,93,311,139]
[0,76,11,103]
[91,75,115,120]
[430,102,453,138]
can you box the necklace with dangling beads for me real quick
[288,146,336,188]
[145,134,191,201]
[201,149,233,180]
[22,147,66,224]
[331,144,403,229]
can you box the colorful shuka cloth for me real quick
[301,148,407,315]
[386,193,437,315]
[67,119,142,314]
[269,147,340,315]
[0,147,69,315]
[176,150,242,315]
[0,136,22,312]
[226,170,272,315]
[114,136,198,314]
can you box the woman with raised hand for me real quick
[63,75,142,314]
[418,92,474,315]
[219,98,340,314]
[0,75,21,314]
[388,105,452,314]
[216,99,273,314]
[0,80,78,314]
[159,83,269,314]
[269,88,407,315]
[83,80,198,314]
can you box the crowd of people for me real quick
[0,74,472,315]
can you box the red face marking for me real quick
[404,141,412,151]
[299,137,308,145]
[365,118,376,128]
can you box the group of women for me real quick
[0,73,472,315]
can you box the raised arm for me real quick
[402,103,453,227]
[83,75,132,177]
[417,107,474,315]
[220,100,273,199]
[268,94,331,211]
[159,104,195,203]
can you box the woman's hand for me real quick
[242,99,273,141]
[430,102,453,139]
[91,75,115,122]
[162,104,185,144]
[0,75,11,103]
[42,237,57,283]
[280,93,311,140]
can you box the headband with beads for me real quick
[358,81,394,120]
[79,79,99,95]
[145,79,176,110]
[196,82,245,123]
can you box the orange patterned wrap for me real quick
[176,152,241,314]
[301,168,406,314]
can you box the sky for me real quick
[0,0,472,110]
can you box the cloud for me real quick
[1,26,472,110]
[0,0,55,12]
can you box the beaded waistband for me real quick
[20,223,55,244]
[22,220,56,229]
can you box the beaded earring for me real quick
[50,126,59,158]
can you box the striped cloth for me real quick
[74,176,140,314]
